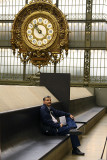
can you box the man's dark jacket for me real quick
[40,104,70,135]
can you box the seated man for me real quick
[40,96,85,156]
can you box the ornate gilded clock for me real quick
[11,0,69,68]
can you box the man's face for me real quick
[43,97,51,107]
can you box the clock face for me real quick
[26,17,54,47]
[21,11,58,50]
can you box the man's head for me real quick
[43,96,51,107]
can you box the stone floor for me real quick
[63,114,107,160]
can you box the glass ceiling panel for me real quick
[0,48,23,80]
[92,0,106,20]
[0,0,25,20]
[91,22,106,47]
[58,0,86,20]
[69,22,85,47]
[0,22,12,46]
[56,50,84,82]
[90,50,107,83]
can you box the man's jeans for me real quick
[57,117,80,148]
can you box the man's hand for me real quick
[60,123,63,127]
[70,114,74,119]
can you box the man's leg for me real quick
[65,116,80,147]
[66,116,77,128]
[70,135,80,148]
[57,125,70,135]
[57,122,84,155]
[57,123,80,148]
[66,116,85,155]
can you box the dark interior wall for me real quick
[69,96,96,116]
[1,107,40,149]
[1,101,62,151]
[40,73,70,112]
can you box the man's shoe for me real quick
[69,129,82,135]
[72,148,85,156]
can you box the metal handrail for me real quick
[99,137,107,160]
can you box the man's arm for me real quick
[52,107,71,117]
[51,107,74,127]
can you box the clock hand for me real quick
[37,28,45,36]
[40,31,45,37]
[34,24,45,36]
[34,24,41,33]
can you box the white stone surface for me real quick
[0,85,58,112]
[70,87,94,100]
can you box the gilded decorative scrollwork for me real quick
[84,0,92,86]
[29,0,52,4]
[11,0,69,69]
[84,50,90,85]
